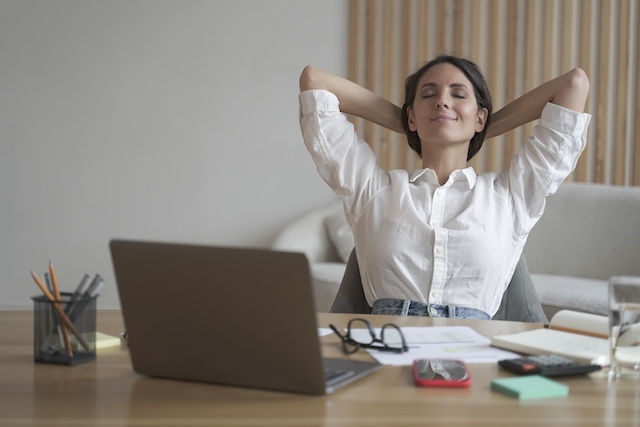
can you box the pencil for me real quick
[48,262,73,357]
[31,270,92,353]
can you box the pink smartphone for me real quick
[413,359,472,388]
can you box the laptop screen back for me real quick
[110,240,328,394]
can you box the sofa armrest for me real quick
[271,202,343,263]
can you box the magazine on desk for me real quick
[491,310,610,366]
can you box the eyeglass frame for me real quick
[329,317,409,354]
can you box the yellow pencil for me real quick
[31,270,91,353]
[48,262,73,357]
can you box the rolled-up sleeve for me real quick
[299,90,387,209]
[508,102,591,234]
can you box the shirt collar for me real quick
[409,166,477,189]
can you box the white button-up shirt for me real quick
[299,90,591,316]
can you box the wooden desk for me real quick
[0,311,638,426]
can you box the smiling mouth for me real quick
[430,115,457,122]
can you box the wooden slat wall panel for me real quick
[348,0,640,185]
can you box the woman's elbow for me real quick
[569,67,590,97]
[554,68,590,113]
[299,65,320,92]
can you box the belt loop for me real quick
[448,305,456,318]
[400,300,411,316]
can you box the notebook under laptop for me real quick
[109,239,380,395]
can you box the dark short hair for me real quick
[401,55,492,161]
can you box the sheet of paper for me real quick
[349,326,521,365]
[318,328,333,337]
[369,342,521,365]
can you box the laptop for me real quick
[109,239,380,395]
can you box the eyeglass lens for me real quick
[346,319,405,350]
[380,325,405,350]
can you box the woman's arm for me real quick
[486,67,590,139]
[299,65,404,134]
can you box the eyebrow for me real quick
[419,82,470,90]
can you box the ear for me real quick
[407,106,417,132]
[475,107,488,133]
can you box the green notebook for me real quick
[491,375,569,400]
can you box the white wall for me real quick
[0,0,346,309]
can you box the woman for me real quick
[299,55,590,319]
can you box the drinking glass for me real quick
[608,276,640,379]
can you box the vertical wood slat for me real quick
[417,0,429,64]
[348,0,362,137]
[596,0,611,183]
[364,0,378,155]
[348,0,638,186]
[434,0,446,55]
[382,0,394,169]
[635,0,640,186]
[452,0,465,56]
[401,1,420,171]
[522,0,538,150]
[561,0,576,72]
[469,0,483,70]
[560,0,576,181]
[467,0,484,172]
[576,0,593,182]
[502,0,519,171]
[614,0,630,185]
[484,0,501,172]
[542,0,556,82]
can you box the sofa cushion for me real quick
[532,274,608,318]
[309,262,346,312]
[324,208,355,263]
[524,183,640,281]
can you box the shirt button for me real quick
[435,246,444,254]
[431,291,441,299]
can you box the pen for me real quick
[69,275,105,323]
[44,272,54,294]
[84,274,104,298]
[64,274,92,316]
[31,270,92,353]
[48,262,73,358]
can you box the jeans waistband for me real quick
[371,298,490,320]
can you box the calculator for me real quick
[498,354,602,377]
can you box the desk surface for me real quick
[1,310,638,427]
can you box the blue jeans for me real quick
[371,298,490,320]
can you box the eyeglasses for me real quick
[329,318,409,354]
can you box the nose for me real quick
[435,94,449,110]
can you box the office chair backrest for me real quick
[330,249,548,323]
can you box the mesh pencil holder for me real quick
[32,292,97,365]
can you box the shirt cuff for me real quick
[299,89,340,116]
[540,102,592,138]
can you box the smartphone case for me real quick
[413,359,472,388]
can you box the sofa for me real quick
[272,182,640,319]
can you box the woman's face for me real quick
[406,63,487,151]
